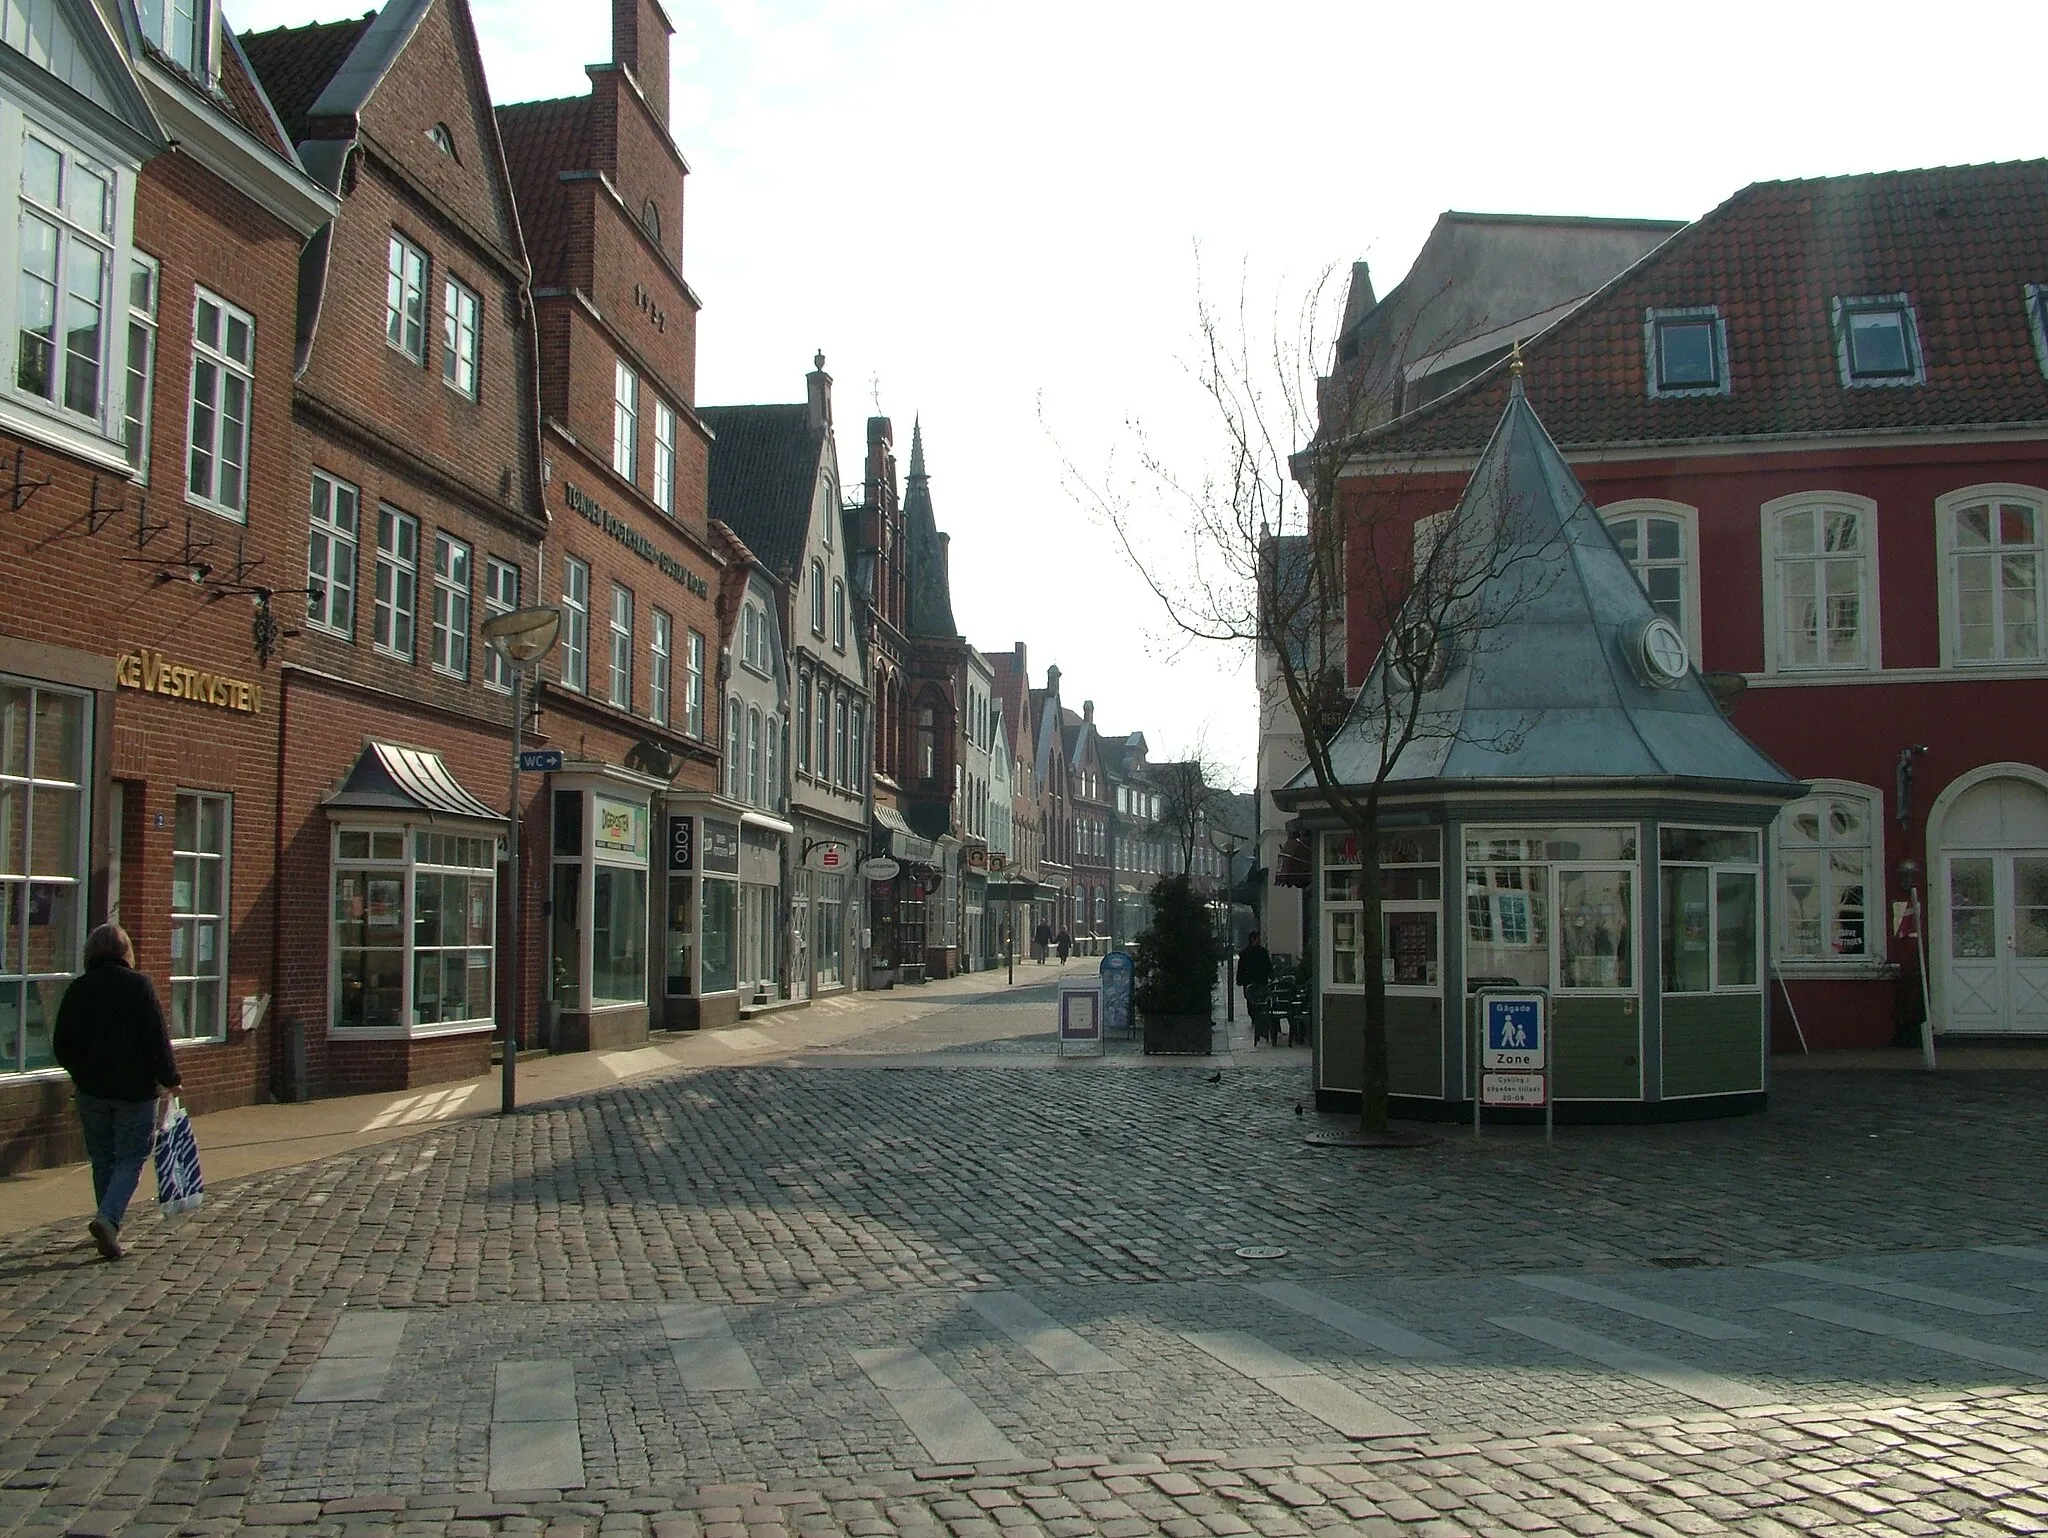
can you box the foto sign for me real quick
[1481,992,1545,1071]
[518,749,564,773]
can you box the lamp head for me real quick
[482,604,562,663]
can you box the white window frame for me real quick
[386,232,426,362]
[137,0,210,78]
[123,251,156,478]
[653,397,675,513]
[1657,824,1764,997]
[1834,294,1924,388]
[330,825,498,1038]
[186,288,253,520]
[1935,484,2048,670]
[810,560,826,634]
[560,555,589,692]
[482,557,518,692]
[795,669,812,775]
[372,505,418,660]
[430,531,471,680]
[725,697,742,799]
[306,469,359,639]
[1602,499,1702,659]
[1643,305,1730,398]
[608,583,633,709]
[747,706,762,805]
[168,790,229,1042]
[1771,781,1883,973]
[832,578,846,650]
[14,128,116,430]
[441,274,479,398]
[686,630,705,738]
[1759,491,1881,675]
[649,608,671,726]
[613,358,639,481]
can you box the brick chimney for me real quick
[613,0,673,128]
[806,351,831,430]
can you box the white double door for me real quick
[1944,849,2048,1033]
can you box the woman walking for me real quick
[53,924,180,1261]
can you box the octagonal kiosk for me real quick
[1278,372,1803,1121]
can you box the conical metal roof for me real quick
[1297,379,1801,800]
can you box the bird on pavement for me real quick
[1204,1071,1222,1084]
[1294,1102,1303,1117]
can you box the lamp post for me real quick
[1209,824,1246,1023]
[483,604,562,1115]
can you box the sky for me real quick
[224,0,2045,784]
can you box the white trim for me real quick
[326,1019,495,1043]
[1643,305,1731,399]
[1833,293,1925,389]
[134,59,334,236]
[1933,483,2048,670]
[1924,760,2048,1039]
[1599,498,1703,660]
[1758,490,1882,676]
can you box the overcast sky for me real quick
[226,0,2043,783]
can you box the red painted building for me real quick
[1336,162,2048,1050]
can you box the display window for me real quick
[0,681,89,1075]
[1321,826,1441,992]
[550,786,652,1011]
[333,825,496,1034]
[1659,826,1762,994]
[1463,825,1638,993]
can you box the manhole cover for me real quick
[1649,1255,1709,1269]
[1234,1246,1289,1260]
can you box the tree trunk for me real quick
[1358,828,1390,1134]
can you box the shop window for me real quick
[701,873,737,994]
[815,871,844,987]
[1463,825,1637,992]
[550,789,648,1009]
[168,791,228,1040]
[306,470,358,638]
[332,826,496,1033]
[1659,826,1762,994]
[0,682,88,1075]
[1773,784,1878,965]
[187,288,253,520]
[1321,827,1441,991]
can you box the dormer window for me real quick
[2026,284,2048,380]
[138,0,208,76]
[1644,307,1728,397]
[1835,295,1923,386]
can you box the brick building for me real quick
[0,1,333,1168]
[496,0,725,1041]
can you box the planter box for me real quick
[1142,1011,1213,1055]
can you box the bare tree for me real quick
[1064,266,1553,1139]
[1145,731,1240,880]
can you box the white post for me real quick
[501,663,522,1115]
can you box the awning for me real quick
[1275,834,1312,888]
[872,803,937,863]
[323,741,503,823]
[742,810,795,836]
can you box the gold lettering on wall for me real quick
[114,647,263,714]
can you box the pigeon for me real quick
[1294,1102,1303,1117]
[1204,1071,1222,1084]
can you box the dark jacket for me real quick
[1237,942,1274,991]
[53,959,181,1103]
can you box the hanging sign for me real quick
[860,857,900,881]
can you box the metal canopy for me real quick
[323,741,504,822]
[1288,379,1802,804]
[872,803,938,864]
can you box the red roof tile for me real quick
[495,96,590,286]
[1357,161,2048,460]
[216,30,294,157]
[239,16,374,144]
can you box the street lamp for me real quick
[1209,823,1246,1023]
[483,604,562,1115]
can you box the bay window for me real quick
[550,788,649,1011]
[1465,825,1637,992]
[332,826,496,1033]
[1659,827,1761,993]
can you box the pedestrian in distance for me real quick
[1237,929,1275,1046]
[1033,919,1052,964]
[52,923,181,1261]
[1056,927,1072,964]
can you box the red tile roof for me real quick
[216,36,294,157]
[239,16,374,144]
[495,96,590,287]
[1357,161,2048,460]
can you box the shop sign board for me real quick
[1098,951,1133,1036]
[593,795,648,860]
[1058,978,1103,1057]
[116,646,262,713]
[807,841,847,871]
[519,749,564,773]
[702,818,740,874]
[861,856,900,881]
[668,815,693,871]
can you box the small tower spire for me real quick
[908,416,927,482]
[1509,337,1526,395]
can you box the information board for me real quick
[1098,952,1133,1037]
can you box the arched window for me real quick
[640,198,661,243]
[725,698,742,799]
[747,707,762,805]
[1937,485,2048,666]
[810,559,825,634]
[1601,500,1700,658]
[917,705,936,783]
[1773,781,1882,965]
[1761,492,1879,673]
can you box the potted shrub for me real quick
[1133,874,1219,1055]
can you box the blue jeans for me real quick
[76,1094,157,1231]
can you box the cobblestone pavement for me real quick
[5,978,2048,1536]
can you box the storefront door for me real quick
[1945,851,2048,1033]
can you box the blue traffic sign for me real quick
[1481,993,1545,1070]
[518,749,564,773]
